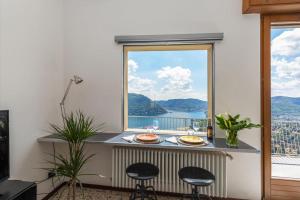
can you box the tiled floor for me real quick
[50,186,177,200]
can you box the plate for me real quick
[179,135,204,144]
[134,137,164,144]
[136,133,159,142]
[177,138,208,147]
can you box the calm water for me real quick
[159,110,206,119]
[128,111,206,131]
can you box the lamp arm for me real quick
[60,79,74,106]
[60,79,74,121]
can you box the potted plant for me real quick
[45,111,102,200]
[215,113,261,147]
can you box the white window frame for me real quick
[123,44,214,134]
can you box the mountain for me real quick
[156,98,207,112]
[272,96,300,117]
[128,94,300,118]
[128,93,167,116]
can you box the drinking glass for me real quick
[193,121,200,133]
[153,120,159,134]
[147,127,154,134]
[187,129,194,135]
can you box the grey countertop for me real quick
[105,132,259,153]
[38,132,259,154]
[37,132,120,143]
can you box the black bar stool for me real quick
[126,162,159,200]
[178,167,215,200]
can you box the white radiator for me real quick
[112,147,227,198]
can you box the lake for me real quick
[128,110,207,131]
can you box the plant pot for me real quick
[225,130,239,148]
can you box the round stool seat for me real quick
[126,163,159,181]
[178,167,215,187]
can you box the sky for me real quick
[128,50,208,101]
[271,27,300,97]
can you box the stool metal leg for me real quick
[198,194,212,200]
[192,187,199,200]
[146,186,158,200]
[180,186,213,200]
[130,180,157,200]
[196,186,213,200]
[140,180,146,200]
[181,186,212,200]
[130,184,137,200]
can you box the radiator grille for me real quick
[112,147,227,197]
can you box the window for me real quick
[262,14,300,199]
[271,26,300,179]
[123,44,213,134]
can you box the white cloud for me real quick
[128,59,138,74]
[157,66,192,92]
[127,60,206,101]
[272,78,300,90]
[272,57,300,79]
[128,59,155,95]
[272,28,300,57]
[271,57,300,97]
[271,28,300,97]
[129,75,154,93]
[272,79,300,97]
[154,66,206,100]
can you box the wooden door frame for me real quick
[261,13,300,200]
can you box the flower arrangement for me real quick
[215,113,261,147]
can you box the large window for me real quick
[262,14,300,199]
[271,27,300,179]
[123,44,213,134]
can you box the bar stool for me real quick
[178,167,215,200]
[126,162,159,200]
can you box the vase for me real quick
[225,130,239,147]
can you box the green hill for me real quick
[128,93,167,116]
[156,98,207,112]
[272,96,300,118]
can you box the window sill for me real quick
[125,128,207,136]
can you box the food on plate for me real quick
[136,133,159,142]
[179,135,204,144]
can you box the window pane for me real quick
[125,46,211,133]
[271,27,300,179]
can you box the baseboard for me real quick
[41,182,66,200]
[44,182,242,200]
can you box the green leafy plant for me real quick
[215,113,261,147]
[45,111,102,200]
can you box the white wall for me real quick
[0,0,64,198]
[63,0,261,199]
[0,0,261,199]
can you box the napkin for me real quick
[166,136,178,144]
[122,135,135,143]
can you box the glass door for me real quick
[262,14,300,200]
[271,26,300,180]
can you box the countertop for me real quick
[38,132,259,154]
[37,132,120,143]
